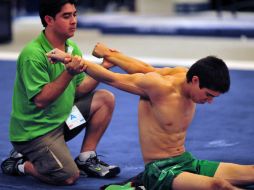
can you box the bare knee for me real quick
[63,171,80,185]
[95,89,115,109]
[210,178,235,190]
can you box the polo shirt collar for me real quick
[38,30,73,54]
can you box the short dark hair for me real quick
[186,56,230,93]
[39,0,78,27]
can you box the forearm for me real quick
[104,51,155,74]
[83,59,116,83]
[33,71,73,108]
[76,59,117,96]
[76,75,99,97]
[82,59,147,96]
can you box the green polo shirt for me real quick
[9,31,85,142]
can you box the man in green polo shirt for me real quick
[1,0,120,185]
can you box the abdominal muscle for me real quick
[138,99,189,164]
[139,126,186,163]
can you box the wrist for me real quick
[104,51,111,59]
[65,69,76,77]
[100,63,107,69]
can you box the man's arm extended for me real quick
[92,43,188,75]
[92,43,156,74]
[47,49,155,97]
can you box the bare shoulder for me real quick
[134,72,169,90]
[174,66,188,73]
[155,66,188,76]
[141,72,176,94]
[165,66,188,73]
[143,71,165,81]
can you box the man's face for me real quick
[190,76,221,104]
[52,3,77,39]
[194,87,220,104]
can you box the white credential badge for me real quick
[66,105,86,130]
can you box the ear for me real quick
[192,76,200,85]
[44,15,54,26]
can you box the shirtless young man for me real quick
[47,44,254,190]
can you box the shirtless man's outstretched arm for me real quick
[92,43,187,76]
[46,48,163,98]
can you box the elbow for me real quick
[33,97,48,109]
[142,67,155,73]
[34,101,47,109]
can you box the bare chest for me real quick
[140,96,195,132]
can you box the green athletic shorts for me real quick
[142,152,220,190]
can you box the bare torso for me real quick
[47,46,197,164]
[138,72,196,163]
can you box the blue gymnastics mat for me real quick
[1,60,254,189]
[77,12,254,38]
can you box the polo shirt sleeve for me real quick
[20,58,50,101]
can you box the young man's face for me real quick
[194,88,220,104]
[190,76,220,104]
[52,3,77,39]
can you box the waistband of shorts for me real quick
[145,151,194,167]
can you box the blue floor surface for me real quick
[1,60,254,189]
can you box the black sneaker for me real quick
[75,153,120,178]
[1,149,26,176]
